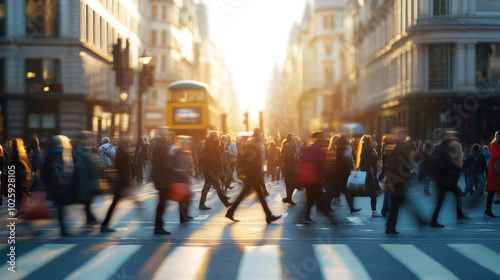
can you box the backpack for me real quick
[464,152,484,175]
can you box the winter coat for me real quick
[202,139,223,178]
[172,148,194,184]
[72,147,100,202]
[238,140,263,186]
[359,144,379,195]
[114,147,132,192]
[97,143,116,169]
[486,142,500,192]
[151,140,174,190]
[41,148,72,203]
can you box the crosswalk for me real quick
[1,243,500,280]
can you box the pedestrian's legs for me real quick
[486,191,496,215]
[84,200,96,224]
[199,180,212,206]
[101,194,120,229]
[370,195,377,211]
[179,202,190,222]
[386,194,403,231]
[214,181,230,207]
[227,183,251,216]
[305,187,316,221]
[253,183,273,217]
[431,188,446,224]
[155,188,168,230]
[381,190,391,217]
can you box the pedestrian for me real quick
[225,137,281,223]
[199,131,231,210]
[385,128,425,234]
[151,128,174,235]
[267,141,280,182]
[10,139,32,216]
[356,134,383,217]
[248,128,270,196]
[418,141,433,196]
[429,131,466,227]
[335,135,360,213]
[463,144,487,196]
[281,133,298,205]
[97,137,116,169]
[41,135,74,237]
[172,136,194,223]
[28,137,44,191]
[483,145,491,180]
[223,135,238,191]
[380,135,397,217]
[484,130,500,218]
[140,137,151,180]
[71,132,100,227]
[101,137,133,232]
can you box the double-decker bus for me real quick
[167,80,220,139]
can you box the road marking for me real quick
[237,245,281,280]
[448,244,500,276]
[153,246,209,280]
[314,244,371,280]
[381,244,459,280]
[0,244,76,280]
[65,245,141,280]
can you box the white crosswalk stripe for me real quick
[0,244,76,280]
[153,246,210,280]
[65,245,141,280]
[448,244,500,277]
[381,244,459,280]
[237,245,282,280]
[314,244,372,280]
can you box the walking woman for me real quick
[356,135,383,217]
[10,139,32,216]
[485,130,500,218]
[173,136,194,223]
[336,135,361,213]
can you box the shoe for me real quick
[484,211,499,218]
[430,222,444,228]
[350,208,362,213]
[372,211,383,217]
[303,217,316,224]
[225,213,240,222]
[385,228,400,234]
[199,204,212,210]
[154,228,171,235]
[266,214,282,224]
[494,199,500,204]
[86,220,99,227]
[282,198,296,205]
[100,227,116,233]
[225,203,233,208]
[187,216,194,219]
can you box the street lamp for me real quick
[137,52,152,139]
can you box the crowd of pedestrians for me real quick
[0,127,499,237]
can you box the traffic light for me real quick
[259,111,263,130]
[243,111,249,131]
[139,64,155,91]
[112,38,122,87]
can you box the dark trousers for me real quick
[284,168,296,200]
[179,202,190,222]
[155,188,169,230]
[386,183,405,231]
[305,185,327,219]
[200,177,230,207]
[338,172,355,210]
[84,200,96,224]
[431,174,464,223]
[56,201,67,235]
[227,180,272,217]
[102,194,121,228]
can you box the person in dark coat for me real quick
[101,137,133,232]
[281,134,298,205]
[172,136,194,223]
[71,132,99,226]
[335,135,360,213]
[151,128,174,235]
[198,131,230,210]
[10,139,32,215]
[356,134,383,217]
[463,143,487,196]
[225,137,281,223]
[41,135,74,237]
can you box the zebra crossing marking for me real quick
[153,246,210,280]
[381,244,459,280]
[448,244,500,276]
[65,245,141,280]
[237,245,282,280]
[0,244,76,280]
[313,244,372,280]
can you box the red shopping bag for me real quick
[21,192,53,220]
[169,183,191,203]
[296,162,320,187]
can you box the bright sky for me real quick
[199,0,307,117]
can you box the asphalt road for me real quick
[0,175,499,280]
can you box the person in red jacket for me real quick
[485,130,500,218]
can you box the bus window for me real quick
[169,89,206,103]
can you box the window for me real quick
[162,5,166,19]
[161,30,166,47]
[432,0,449,16]
[0,0,5,37]
[476,43,500,89]
[25,59,62,93]
[28,113,56,129]
[161,55,166,72]
[325,66,333,86]
[323,15,335,30]
[26,0,59,37]
[151,30,157,45]
[428,44,452,90]
[152,5,157,19]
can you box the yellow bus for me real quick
[167,80,220,139]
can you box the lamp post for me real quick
[136,52,153,183]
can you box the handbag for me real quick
[495,159,500,175]
[21,192,53,220]
[296,162,320,187]
[347,171,367,192]
[169,182,192,203]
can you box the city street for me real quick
[1,176,499,280]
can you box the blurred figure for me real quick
[199,131,231,210]
[101,137,133,232]
[281,133,298,205]
[151,128,174,235]
[97,137,116,169]
[335,135,360,213]
[225,137,281,223]
[71,132,99,227]
[173,136,194,223]
[41,136,74,237]
[380,135,397,217]
[418,141,433,196]
[248,128,270,196]
[385,129,425,234]
[483,145,491,180]
[223,135,238,191]
[430,131,466,227]
[463,144,487,196]
[10,139,32,215]
[267,141,280,182]
[28,137,43,191]
[140,137,151,180]
[325,134,340,207]
[485,130,500,218]
[356,135,383,217]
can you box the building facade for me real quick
[0,0,149,142]
[341,0,500,143]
